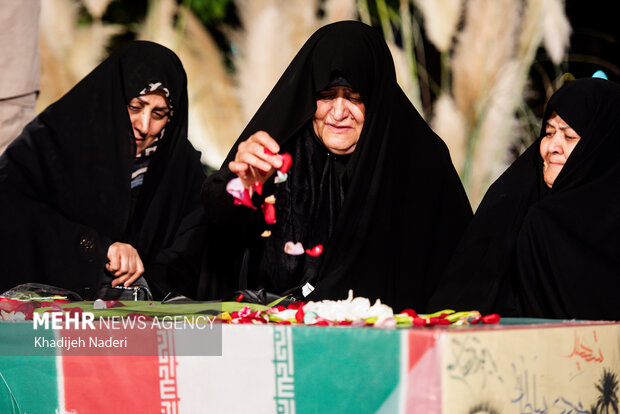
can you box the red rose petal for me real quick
[295,307,305,323]
[261,203,276,224]
[278,153,293,174]
[305,244,323,257]
[253,181,263,195]
[413,317,430,327]
[481,313,501,324]
[400,308,418,318]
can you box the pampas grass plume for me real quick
[542,0,571,64]
[431,94,467,173]
[415,0,464,53]
[323,0,357,22]
[81,0,112,20]
[233,0,319,123]
[470,60,521,205]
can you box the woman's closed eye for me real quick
[318,92,336,100]
[318,93,363,103]
[152,110,169,120]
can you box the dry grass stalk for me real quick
[323,0,358,22]
[451,0,519,128]
[232,0,319,124]
[414,0,464,53]
[541,0,571,65]
[518,0,545,69]
[449,0,521,206]
[38,0,118,112]
[69,22,122,83]
[38,0,79,112]
[447,0,570,207]
[430,94,467,170]
[81,0,113,20]
[388,42,420,112]
[469,60,521,203]
[177,8,243,168]
[137,0,243,168]
[138,0,178,48]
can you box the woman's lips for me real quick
[327,123,352,132]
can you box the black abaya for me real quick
[202,21,472,312]
[427,78,620,320]
[0,41,208,299]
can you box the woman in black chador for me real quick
[428,78,620,320]
[0,41,208,300]
[201,21,472,312]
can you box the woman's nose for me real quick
[134,113,149,135]
[331,97,348,120]
[549,133,564,153]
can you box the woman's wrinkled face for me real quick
[540,111,581,188]
[127,91,170,155]
[312,86,365,155]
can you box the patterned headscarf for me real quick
[131,82,172,189]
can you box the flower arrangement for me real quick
[1,289,500,328]
[217,290,500,328]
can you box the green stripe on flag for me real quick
[0,322,60,413]
[291,326,401,413]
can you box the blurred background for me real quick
[36,0,618,208]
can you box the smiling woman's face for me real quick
[312,86,365,155]
[540,111,581,188]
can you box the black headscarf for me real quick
[0,41,208,299]
[202,21,472,312]
[427,78,620,320]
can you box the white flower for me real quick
[303,290,394,322]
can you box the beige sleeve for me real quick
[0,0,41,99]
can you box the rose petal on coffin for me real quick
[284,241,304,255]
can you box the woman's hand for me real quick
[106,242,145,287]
[228,131,283,189]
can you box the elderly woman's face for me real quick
[312,86,365,155]
[540,112,581,188]
[127,91,170,154]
